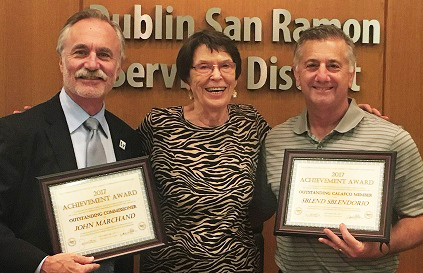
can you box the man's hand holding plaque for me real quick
[41,254,100,273]
[318,223,388,259]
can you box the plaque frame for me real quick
[39,156,165,261]
[274,149,396,242]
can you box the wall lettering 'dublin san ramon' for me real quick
[92,4,381,92]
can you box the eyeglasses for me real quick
[191,62,236,75]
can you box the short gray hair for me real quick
[293,25,355,72]
[56,9,125,61]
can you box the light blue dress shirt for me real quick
[35,89,117,273]
[60,88,116,168]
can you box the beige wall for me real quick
[1,0,422,272]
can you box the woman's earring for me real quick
[232,90,238,98]
[187,89,193,100]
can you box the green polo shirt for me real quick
[265,99,423,273]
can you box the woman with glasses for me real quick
[137,29,276,272]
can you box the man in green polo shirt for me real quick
[265,25,423,273]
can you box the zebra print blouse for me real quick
[138,104,270,272]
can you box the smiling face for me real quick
[188,44,237,112]
[59,18,121,111]
[294,39,354,111]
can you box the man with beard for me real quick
[0,9,143,273]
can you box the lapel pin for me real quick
[119,140,126,150]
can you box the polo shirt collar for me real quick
[293,98,364,135]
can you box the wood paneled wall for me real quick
[1,1,422,272]
[386,1,423,272]
[0,1,80,115]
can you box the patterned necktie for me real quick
[84,117,107,167]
